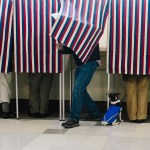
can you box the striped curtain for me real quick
[13,0,62,73]
[0,0,13,73]
[107,0,150,75]
[51,0,110,63]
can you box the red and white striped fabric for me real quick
[107,0,150,75]
[13,0,62,73]
[0,0,13,73]
[51,0,109,63]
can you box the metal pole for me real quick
[15,72,19,119]
[59,73,62,121]
[14,0,19,119]
[107,73,110,109]
[62,55,65,121]
[106,13,110,110]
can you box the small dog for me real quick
[101,93,123,126]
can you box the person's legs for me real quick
[28,73,41,114]
[40,73,54,115]
[70,61,98,120]
[82,90,100,117]
[137,76,150,120]
[2,102,9,112]
[0,73,15,119]
[126,76,137,121]
[2,102,16,119]
[62,61,98,128]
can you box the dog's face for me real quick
[108,93,120,103]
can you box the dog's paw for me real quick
[100,121,108,126]
[112,121,120,125]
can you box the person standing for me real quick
[123,75,150,123]
[57,44,101,128]
[28,73,54,118]
[0,73,15,119]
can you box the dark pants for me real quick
[28,73,54,114]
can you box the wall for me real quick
[10,55,127,103]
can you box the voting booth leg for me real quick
[59,73,62,121]
[59,56,65,121]
[62,55,65,121]
[15,72,19,119]
[59,72,65,121]
[107,73,110,109]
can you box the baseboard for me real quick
[0,99,123,114]
[2,99,150,115]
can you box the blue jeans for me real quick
[70,61,100,120]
